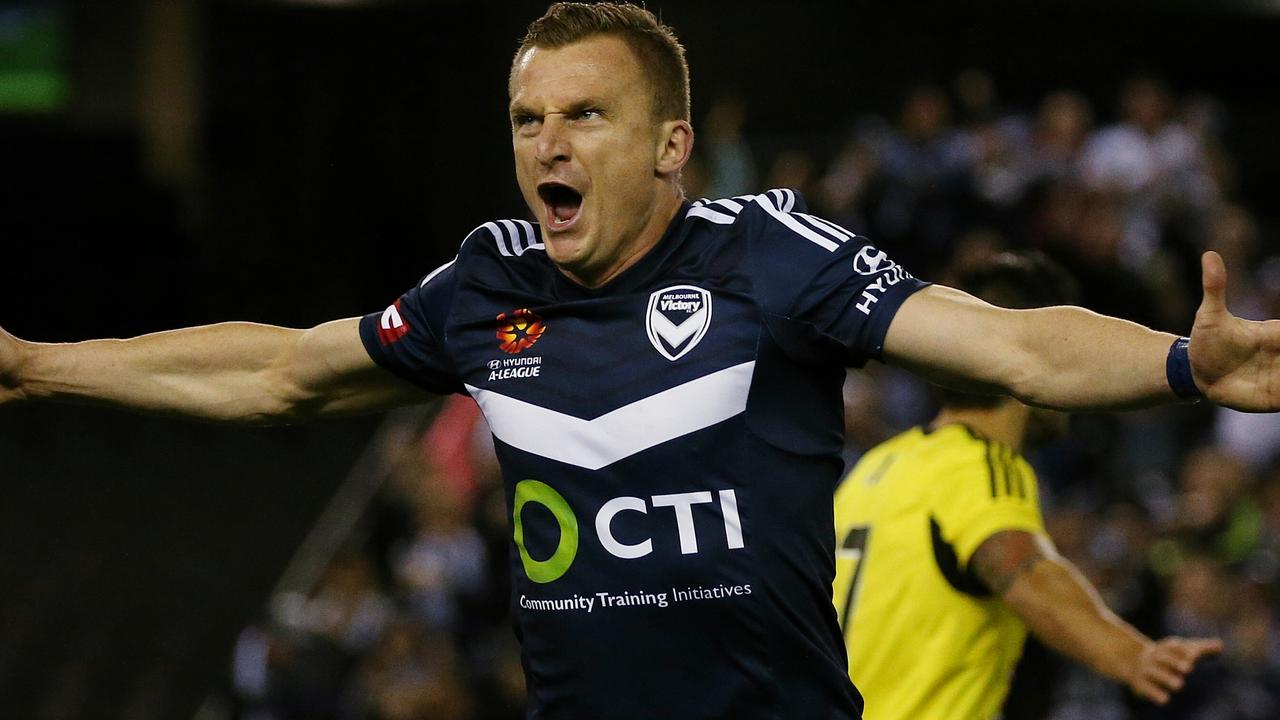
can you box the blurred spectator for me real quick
[765,148,817,200]
[1175,446,1260,566]
[1030,91,1093,186]
[816,130,879,234]
[392,471,488,633]
[347,619,471,720]
[701,93,757,199]
[872,84,972,267]
[1079,75,1217,268]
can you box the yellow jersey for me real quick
[833,424,1046,720]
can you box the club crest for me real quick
[646,285,712,361]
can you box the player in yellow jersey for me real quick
[833,253,1222,720]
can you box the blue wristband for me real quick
[1166,336,1202,400]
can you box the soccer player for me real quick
[833,253,1222,720]
[0,3,1273,718]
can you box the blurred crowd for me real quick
[219,70,1280,720]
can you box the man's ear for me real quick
[655,120,694,177]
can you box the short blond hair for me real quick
[513,2,691,122]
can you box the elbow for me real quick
[1000,344,1070,410]
[247,331,332,425]
[261,383,323,425]
[243,366,321,426]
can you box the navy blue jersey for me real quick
[360,189,927,720]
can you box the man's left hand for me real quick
[1190,251,1280,411]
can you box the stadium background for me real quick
[2,0,1279,718]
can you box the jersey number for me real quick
[837,525,870,640]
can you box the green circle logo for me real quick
[513,479,579,583]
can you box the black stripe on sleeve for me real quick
[1001,446,1013,497]
[930,515,992,597]
[985,442,998,498]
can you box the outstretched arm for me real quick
[884,251,1280,412]
[971,530,1221,705]
[0,318,432,423]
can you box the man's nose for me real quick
[535,115,570,166]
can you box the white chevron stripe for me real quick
[466,361,756,470]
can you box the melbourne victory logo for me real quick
[496,308,546,354]
[645,285,712,361]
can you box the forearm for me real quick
[1008,305,1176,410]
[1004,554,1150,684]
[20,322,320,423]
[885,287,1179,411]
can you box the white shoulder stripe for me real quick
[766,188,797,213]
[754,193,840,252]
[482,219,544,257]
[420,257,456,287]
[687,205,737,225]
[710,198,745,214]
[513,219,545,252]
[798,213,855,241]
[692,197,747,215]
[466,361,756,470]
[498,219,522,255]
[483,221,512,257]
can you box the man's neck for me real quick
[931,402,1031,453]
[565,189,684,289]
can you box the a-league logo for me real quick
[496,308,546,354]
[645,285,712,361]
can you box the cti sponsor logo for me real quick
[496,308,546,354]
[512,479,745,584]
[377,299,411,345]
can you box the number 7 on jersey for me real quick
[836,525,870,640]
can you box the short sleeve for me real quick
[744,189,928,366]
[933,443,1046,568]
[359,258,465,396]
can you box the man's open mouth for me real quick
[537,182,584,231]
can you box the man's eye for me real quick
[514,115,539,128]
[579,109,601,120]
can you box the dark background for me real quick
[2,1,1278,718]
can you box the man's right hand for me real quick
[1128,636,1222,705]
[988,531,1223,706]
[0,326,25,404]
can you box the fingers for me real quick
[1181,637,1224,661]
[1199,250,1230,316]
[1132,678,1171,706]
[1132,637,1223,705]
